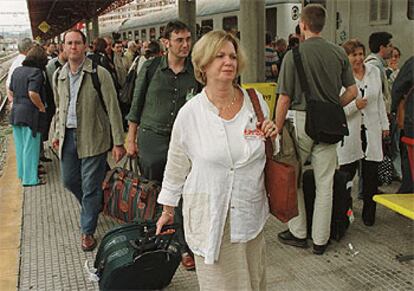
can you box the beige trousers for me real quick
[194,219,267,291]
[288,110,338,245]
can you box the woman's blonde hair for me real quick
[192,30,246,85]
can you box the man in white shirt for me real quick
[6,38,33,105]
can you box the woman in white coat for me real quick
[155,30,277,290]
[337,39,389,226]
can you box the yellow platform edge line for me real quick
[0,133,22,291]
[373,194,414,220]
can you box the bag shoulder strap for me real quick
[146,56,162,82]
[246,88,273,159]
[292,47,310,100]
[91,61,107,115]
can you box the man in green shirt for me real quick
[126,21,199,270]
[275,4,357,255]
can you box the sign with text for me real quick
[242,82,278,119]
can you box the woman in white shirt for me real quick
[155,30,277,290]
[337,39,389,226]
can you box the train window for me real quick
[201,19,213,29]
[369,0,391,25]
[123,32,127,40]
[223,16,238,33]
[128,31,132,40]
[149,28,156,40]
[408,0,414,20]
[266,8,277,39]
[134,30,139,39]
[160,26,165,38]
[141,29,147,40]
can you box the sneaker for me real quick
[277,230,308,248]
[312,243,328,255]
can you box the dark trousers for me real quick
[138,127,189,254]
[398,130,414,193]
[340,127,379,223]
[340,160,379,224]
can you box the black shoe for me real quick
[278,230,308,248]
[362,218,375,226]
[313,243,328,255]
[40,156,52,162]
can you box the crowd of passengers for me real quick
[6,4,413,291]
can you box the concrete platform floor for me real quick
[2,144,412,291]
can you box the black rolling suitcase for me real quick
[94,222,181,291]
[303,169,353,241]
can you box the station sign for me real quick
[38,21,50,33]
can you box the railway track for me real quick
[0,52,17,177]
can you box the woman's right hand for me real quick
[156,209,174,235]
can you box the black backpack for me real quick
[119,56,162,105]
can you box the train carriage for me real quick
[115,0,302,42]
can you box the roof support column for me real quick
[239,0,265,83]
[178,0,197,41]
[86,15,99,43]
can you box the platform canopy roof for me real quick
[27,0,133,40]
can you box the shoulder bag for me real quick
[292,47,349,144]
[247,88,298,223]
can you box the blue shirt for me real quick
[66,61,84,128]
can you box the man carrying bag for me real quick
[274,4,357,255]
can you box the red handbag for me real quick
[247,89,298,223]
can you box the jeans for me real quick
[60,129,107,235]
[288,111,338,245]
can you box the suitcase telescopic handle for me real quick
[129,224,179,253]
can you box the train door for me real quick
[266,7,277,39]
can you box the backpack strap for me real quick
[146,56,162,83]
[91,61,107,115]
[292,47,311,102]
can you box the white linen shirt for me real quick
[157,87,270,264]
[337,64,389,164]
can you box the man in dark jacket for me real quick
[391,56,414,193]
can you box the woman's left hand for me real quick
[258,119,278,140]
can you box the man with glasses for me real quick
[52,30,126,252]
[126,20,199,271]
[365,31,393,113]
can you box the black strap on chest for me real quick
[91,61,106,114]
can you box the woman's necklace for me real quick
[219,93,237,112]
[207,88,238,116]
